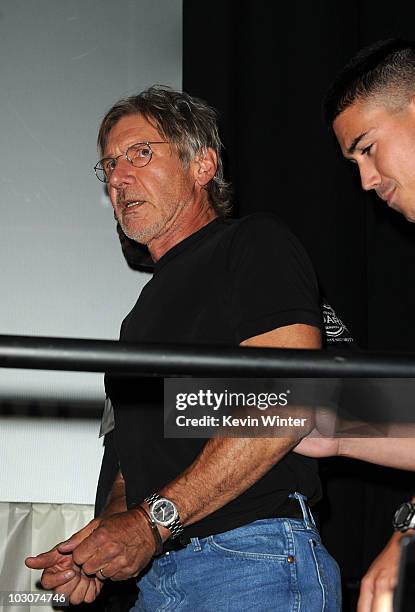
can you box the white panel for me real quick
[0,418,103,504]
[0,0,182,401]
[0,0,182,502]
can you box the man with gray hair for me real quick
[25,86,340,610]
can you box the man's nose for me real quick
[359,163,381,191]
[108,158,136,189]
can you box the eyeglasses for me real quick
[94,141,168,183]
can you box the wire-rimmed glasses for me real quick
[94,141,168,183]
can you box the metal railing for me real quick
[1,334,415,377]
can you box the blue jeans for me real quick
[132,493,341,611]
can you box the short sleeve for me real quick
[227,214,322,343]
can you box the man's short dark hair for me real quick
[98,85,232,216]
[324,38,415,125]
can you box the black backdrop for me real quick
[183,0,415,350]
[183,1,415,608]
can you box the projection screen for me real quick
[0,0,182,503]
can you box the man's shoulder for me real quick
[230,212,289,231]
[187,213,289,253]
[221,212,295,245]
[224,212,310,260]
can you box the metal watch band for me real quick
[145,492,163,506]
[165,516,184,539]
[144,493,184,539]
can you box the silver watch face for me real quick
[393,502,415,531]
[151,498,178,527]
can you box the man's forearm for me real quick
[295,435,415,471]
[158,436,299,527]
[339,438,415,471]
[100,470,127,518]
[156,324,320,528]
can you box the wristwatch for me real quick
[392,501,415,532]
[144,493,184,539]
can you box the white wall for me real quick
[0,0,182,503]
[0,419,104,504]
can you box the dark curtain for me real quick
[183,1,415,609]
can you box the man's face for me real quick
[105,114,197,245]
[333,98,415,222]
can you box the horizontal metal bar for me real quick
[0,334,414,377]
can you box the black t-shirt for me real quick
[105,213,323,538]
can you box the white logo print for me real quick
[323,303,347,338]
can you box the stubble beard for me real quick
[118,201,187,246]
[119,215,166,245]
[116,182,195,245]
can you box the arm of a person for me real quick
[294,436,415,471]
[340,438,415,471]
[59,324,321,580]
[357,503,415,612]
[168,324,321,525]
[99,469,127,516]
[25,470,127,604]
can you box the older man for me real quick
[26,86,340,610]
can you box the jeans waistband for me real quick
[162,491,315,554]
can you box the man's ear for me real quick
[193,148,218,187]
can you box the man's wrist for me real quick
[144,493,184,540]
[391,529,410,542]
[131,505,163,556]
[141,502,172,541]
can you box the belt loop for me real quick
[289,492,316,529]
[191,537,202,552]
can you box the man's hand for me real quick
[25,470,130,604]
[357,531,404,612]
[25,519,104,605]
[58,508,156,581]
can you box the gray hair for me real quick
[98,85,232,216]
